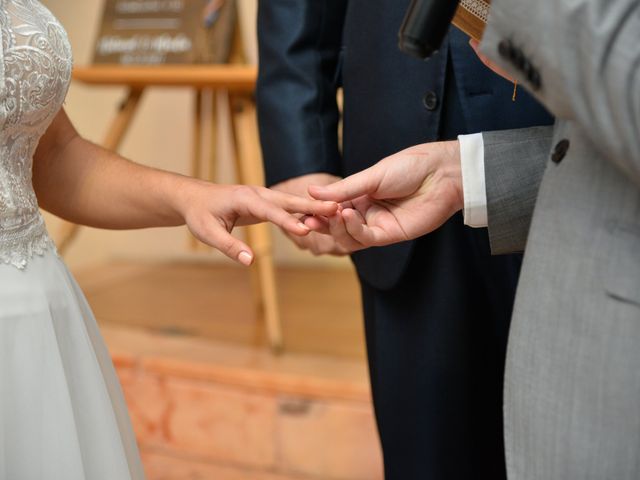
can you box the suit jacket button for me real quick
[527,67,542,90]
[422,91,439,111]
[512,48,526,70]
[551,139,570,163]
[498,39,512,59]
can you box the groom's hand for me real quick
[271,173,352,256]
[308,141,464,247]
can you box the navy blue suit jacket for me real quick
[257,4,555,477]
[257,0,553,290]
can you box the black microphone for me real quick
[398,0,460,60]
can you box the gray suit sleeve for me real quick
[482,0,640,187]
[484,126,555,255]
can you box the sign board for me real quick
[93,0,236,65]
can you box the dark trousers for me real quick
[357,54,519,480]
[361,223,519,479]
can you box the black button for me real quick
[551,139,570,163]
[523,60,535,79]
[527,68,542,90]
[498,39,512,59]
[512,47,526,71]
[422,91,439,111]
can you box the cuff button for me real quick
[551,139,570,163]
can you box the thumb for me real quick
[308,168,379,202]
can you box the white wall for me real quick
[40,0,349,270]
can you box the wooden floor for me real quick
[75,260,366,360]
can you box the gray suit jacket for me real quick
[479,0,640,478]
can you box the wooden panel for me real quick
[141,450,304,480]
[78,262,365,360]
[158,378,277,468]
[117,369,170,446]
[80,262,383,478]
[108,326,383,479]
[105,324,370,403]
[278,398,383,479]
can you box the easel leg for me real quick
[190,90,219,252]
[190,89,204,251]
[58,87,145,255]
[208,90,219,185]
[228,93,283,353]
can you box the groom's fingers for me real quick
[329,212,364,252]
[341,208,386,247]
[341,208,372,245]
[308,168,379,202]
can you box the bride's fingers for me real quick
[193,221,255,266]
[259,188,338,216]
[244,196,313,237]
[302,215,331,234]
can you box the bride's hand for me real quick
[176,181,338,266]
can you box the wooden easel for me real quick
[59,64,284,352]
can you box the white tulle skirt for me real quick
[0,250,145,479]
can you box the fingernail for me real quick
[297,222,310,231]
[238,251,253,266]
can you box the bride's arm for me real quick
[32,108,338,265]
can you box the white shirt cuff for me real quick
[459,133,488,228]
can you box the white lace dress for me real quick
[0,1,145,478]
